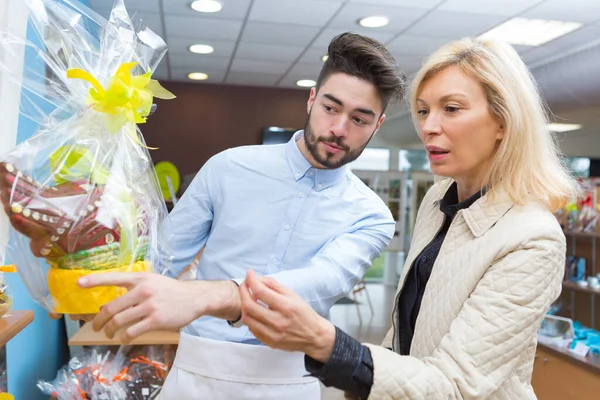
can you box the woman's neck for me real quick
[455,180,484,203]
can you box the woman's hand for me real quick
[240,269,336,363]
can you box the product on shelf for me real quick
[556,177,600,233]
[38,349,129,399]
[39,345,175,399]
[0,0,175,315]
[124,346,173,400]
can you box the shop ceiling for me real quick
[89,0,600,147]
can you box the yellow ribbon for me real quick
[66,62,175,149]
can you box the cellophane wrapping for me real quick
[37,348,130,399]
[0,0,175,314]
[39,345,175,399]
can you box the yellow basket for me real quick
[47,260,151,314]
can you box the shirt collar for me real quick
[439,181,485,218]
[285,130,348,191]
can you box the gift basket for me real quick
[0,0,175,314]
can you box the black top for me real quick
[305,182,484,399]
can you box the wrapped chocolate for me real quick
[0,0,174,314]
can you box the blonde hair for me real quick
[410,37,580,211]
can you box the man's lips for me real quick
[322,141,345,154]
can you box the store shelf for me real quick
[563,229,600,239]
[537,341,600,375]
[68,321,179,346]
[0,310,33,346]
[563,281,600,295]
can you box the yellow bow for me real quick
[66,62,175,149]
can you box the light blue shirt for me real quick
[165,131,395,344]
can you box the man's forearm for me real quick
[188,280,242,321]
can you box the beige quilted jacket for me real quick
[366,178,565,399]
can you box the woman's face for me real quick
[416,65,504,189]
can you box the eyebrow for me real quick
[323,93,376,117]
[417,93,469,104]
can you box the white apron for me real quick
[159,332,321,400]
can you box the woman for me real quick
[239,37,580,400]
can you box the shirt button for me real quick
[272,258,279,265]
[299,192,305,198]
[317,184,323,190]
[284,224,291,231]
[309,170,315,176]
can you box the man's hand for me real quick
[240,270,336,363]
[77,272,242,343]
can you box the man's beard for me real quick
[303,114,375,169]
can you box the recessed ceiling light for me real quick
[190,0,222,13]
[358,16,389,28]
[296,79,316,88]
[322,54,329,62]
[547,123,582,133]
[188,72,209,81]
[478,17,582,46]
[189,44,215,54]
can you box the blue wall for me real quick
[5,0,91,398]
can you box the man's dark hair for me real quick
[316,32,406,111]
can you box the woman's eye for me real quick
[445,106,460,113]
[417,109,428,117]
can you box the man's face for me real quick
[302,73,386,169]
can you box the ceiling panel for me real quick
[249,0,343,27]
[169,67,226,83]
[151,62,170,80]
[297,46,329,65]
[230,58,292,74]
[522,0,600,23]
[242,22,321,46]
[90,0,160,13]
[164,15,243,40]
[404,10,507,37]
[347,0,444,8]
[313,28,395,48]
[235,42,306,62]
[169,54,232,69]
[277,73,315,89]
[328,3,429,33]
[437,0,542,16]
[387,34,453,56]
[164,0,252,19]
[521,24,600,66]
[165,37,237,57]
[393,55,427,74]
[225,71,283,86]
[284,63,324,81]
[82,0,600,109]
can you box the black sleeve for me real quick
[304,326,374,400]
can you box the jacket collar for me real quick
[433,178,514,238]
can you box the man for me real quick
[78,32,405,399]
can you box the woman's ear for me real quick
[496,124,505,140]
